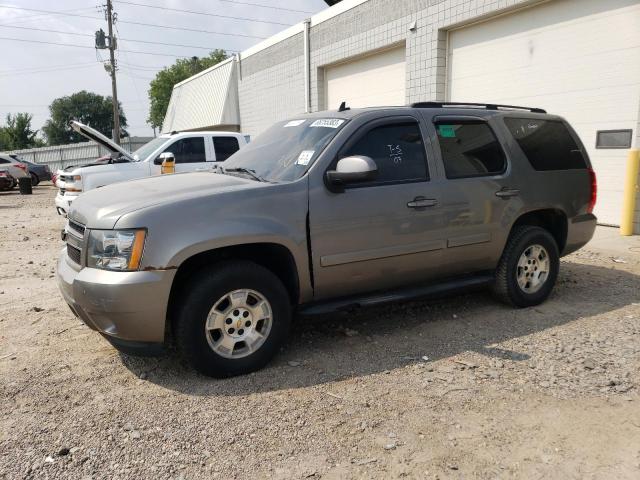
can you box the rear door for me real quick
[423,113,522,272]
[309,115,450,300]
[213,136,241,162]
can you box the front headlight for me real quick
[87,229,146,271]
[65,175,83,192]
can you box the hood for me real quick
[71,121,135,162]
[69,171,262,229]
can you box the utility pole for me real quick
[106,0,120,145]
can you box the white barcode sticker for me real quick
[296,150,315,166]
[284,120,305,127]
[310,119,345,129]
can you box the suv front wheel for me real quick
[493,226,560,307]
[175,260,292,377]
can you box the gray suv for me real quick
[57,102,597,377]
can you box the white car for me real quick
[55,121,249,216]
[0,154,29,187]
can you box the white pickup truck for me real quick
[55,121,248,215]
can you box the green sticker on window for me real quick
[438,125,456,138]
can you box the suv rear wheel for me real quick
[493,226,559,307]
[30,172,39,186]
[175,260,291,377]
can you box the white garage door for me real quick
[448,0,640,225]
[325,45,406,111]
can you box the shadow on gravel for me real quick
[119,260,640,395]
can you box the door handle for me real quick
[495,188,520,199]
[407,197,438,209]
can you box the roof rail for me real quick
[410,101,546,114]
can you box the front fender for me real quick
[115,179,313,301]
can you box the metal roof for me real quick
[161,58,239,133]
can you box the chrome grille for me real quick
[68,220,85,237]
[65,219,85,266]
[67,244,82,264]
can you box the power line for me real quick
[116,0,291,26]
[0,61,97,75]
[0,5,268,39]
[0,64,98,78]
[0,24,239,52]
[0,36,197,58]
[218,0,313,14]
[0,6,99,25]
[118,18,265,39]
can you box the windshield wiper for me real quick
[223,167,269,183]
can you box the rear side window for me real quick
[504,118,586,170]
[213,137,240,162]
[341,122,429,186]
[163,137,206,164]
[435,121,506,179]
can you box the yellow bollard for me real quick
[620,148,640,236]
[161,158,175,175]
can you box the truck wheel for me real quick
[493,226,559,308]
[175,260,292,377]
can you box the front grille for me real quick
[67,244,82,264]
[68,220,85,237]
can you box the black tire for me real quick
[175,260,292,377]
[493,226,559,307]
[30,173,39,186]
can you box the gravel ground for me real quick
[1,185,640,479]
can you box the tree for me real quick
[42,90,127,146]
[0,113,45,150]
[147,50,228,130]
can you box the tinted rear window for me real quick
[435,121,506,179]
[213,137,240,162]
[504,118,586,171]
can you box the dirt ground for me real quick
[1,185,639,480]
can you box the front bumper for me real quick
[55,191,78,216]
[56,249,175,347]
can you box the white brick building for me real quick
[164,0,640,231]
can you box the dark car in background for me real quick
[0,169,15,190]
[9,155,52,185]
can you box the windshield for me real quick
[132,136,170,161]
[223,118,347,182]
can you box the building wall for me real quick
[238,33,305,137]
[238,0,544,137]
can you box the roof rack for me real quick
[410,101,546,114]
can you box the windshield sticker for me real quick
[438,125,456,138]
[284,120,305,128]
[310,119,345,129]
[296,150,315,166]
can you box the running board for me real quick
[298,273,494,316]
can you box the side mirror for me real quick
[154,152,174,165]
[325,155,377,192]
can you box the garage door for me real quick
[448,0,640,225]
[325,45,406,111]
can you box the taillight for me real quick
[16,163,27,171]
[587,168,597,214]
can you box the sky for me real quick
[0,0,329,139]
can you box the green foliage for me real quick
[42,90,128,146]
[0,113,45,151]
[147,50,228,130]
